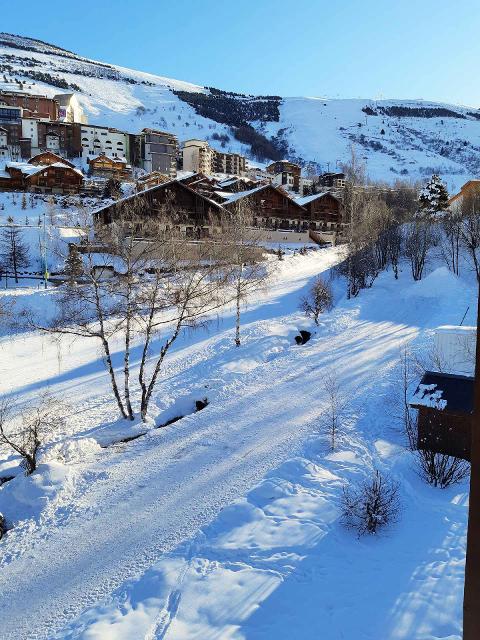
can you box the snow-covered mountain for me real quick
[1,32,480,191]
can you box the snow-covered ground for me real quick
[0,239,476,639]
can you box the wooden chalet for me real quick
[136,171,170,191]
[29,151,76,168]
[296,192,345,232]
[88,154,132,179]
[93,178,226,239]
[0,152,83,194]
[410,371,475,461]
[222,183,308,230]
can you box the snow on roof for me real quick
[296,191,332,206]
[410,384,447,410]
[3,160,83,178]
[224,184,270,204]
[410,371,474,413]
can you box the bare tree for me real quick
[321,369,348,450]
[0,218,30,284]
[440,208,462,275]
[299,275,333,325]
[28,198,235,423]
[0,397,65,475]
[404,221,436,281]
[459,189,480,282]
[222,201,267,347]
[342,470,400,535]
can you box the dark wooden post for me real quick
[463,283,480,638]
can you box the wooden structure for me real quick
[88,154,131,179]
[463,272,480,638]
[266,160,301,193]
[136,171,170,191]
[296,192,344,231]
[93,178,225,239]
[0,153,83,193]
[223,184,308,230]
[410,371,475,461]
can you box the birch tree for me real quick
[28,198,234,422]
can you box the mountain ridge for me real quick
[1,32,479,190]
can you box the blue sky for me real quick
[2,0,478,106]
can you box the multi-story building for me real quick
[133,129,178,177]
[0,127,8,159]
[0,91,59,120]
[318,172,346,189]
[182,139,215,174]
[266,160,302,193]
[0,104,22,159]
[37,121,82,158]
[183,139,247,177]
[77,124,129,161]
[54,94,88,124]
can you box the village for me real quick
[0,17,480,640]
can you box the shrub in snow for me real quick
[0,512,5,540]
[299,276,333,325]
[342,470,400,536]
[0,397,65,476]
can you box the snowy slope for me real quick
[1,33,480,190]
[0,243,476,639]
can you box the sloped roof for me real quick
[410,371,474,413]
[296,191,337,206]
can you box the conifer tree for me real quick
[0,218,30,283]
[64,244,83,285]
[418,174,449,217]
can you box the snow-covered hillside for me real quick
[1,32,480,191]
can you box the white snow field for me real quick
[0,246,476,640]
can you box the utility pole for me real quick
[463,280,480,638]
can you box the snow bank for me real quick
[404,267,462,300]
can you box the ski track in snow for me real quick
[0,249,475,639]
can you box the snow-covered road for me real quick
[0,249,475,639]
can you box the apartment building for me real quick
[54,94,88,124]
[132,129,178,177]
[183,139,247,176]
[0,91,59,120]
[266,160,302,193]
[78,124,129,161]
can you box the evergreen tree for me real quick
[418,174,449,217]
[64,244,83,285]
[21,193,27,210]
[0,220,30,283]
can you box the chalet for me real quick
[222,183,308,230]
[0,152,83,193]
[88,154,132,179]
[93,178,225,239]
[29,151,76,168]
[296,192,344,232]
[410,371,474,461]
[136,171,171,191]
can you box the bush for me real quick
[342,470,400,535]
[0,512,5,540]
[299,276,333,324]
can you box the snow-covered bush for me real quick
[342,470,400,536]
[0,512,6,540]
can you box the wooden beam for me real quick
[463,281,480,638]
